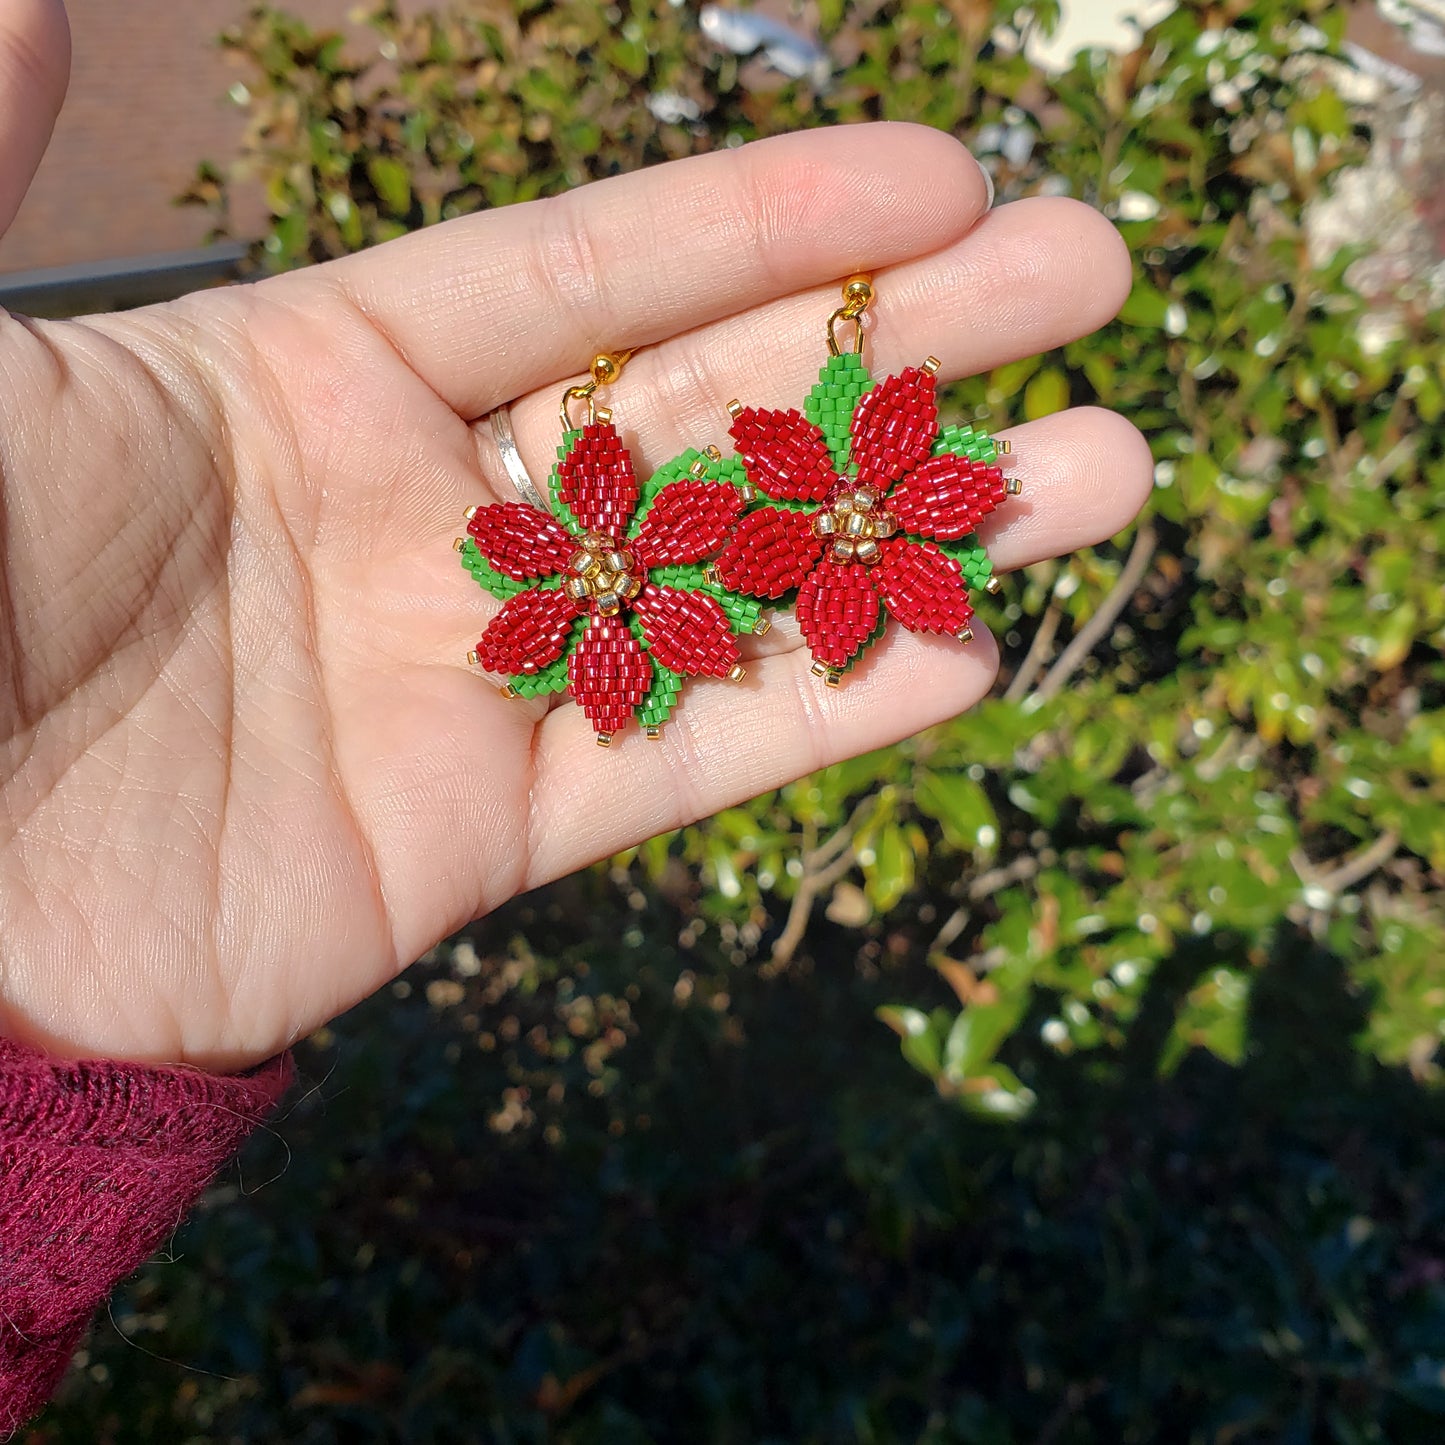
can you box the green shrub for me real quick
[186,0,1445,1097]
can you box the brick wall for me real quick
[0,0,356,274]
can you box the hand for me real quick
[0,1,1151,1069]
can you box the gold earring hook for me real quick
[826,275,873,357]
[559,349,635,431]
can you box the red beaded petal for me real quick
[885,454,1007,541]
[729,406,840,503]
[630,479,746,567]
[558,421,638,537]
[567,613,653,735]
[713,506,822,598]
[466,501,577,580]
[475,585,584,676]
[850,367,939,492]
[796,557,882,669]
[872,538,975,635]
[632,583,741,678]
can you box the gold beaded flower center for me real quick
[562,532,642,616]
[811,485,898,565]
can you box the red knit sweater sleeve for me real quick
[0,1037,292,1435]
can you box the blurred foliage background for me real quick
[35,0,1445,1440]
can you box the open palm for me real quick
[0,5,1150,1070]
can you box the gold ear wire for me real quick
[559,349,634,431]
[826,275,873,358]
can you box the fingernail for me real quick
[977,158,995,212]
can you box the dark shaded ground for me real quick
[33,876,1445,1445]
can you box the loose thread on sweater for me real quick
[103,1298,242,1381]
[188,1097,294,1196]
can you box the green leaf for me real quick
[635,664,681,728]
[365,155,412,216]
[324,190,364,250]
[803,352,872,476]
[507,612,585,700]
[942,998,1027,1083]
[708,584,764,635]
[863,822,915,913]
[459,537,529,601]
[1118,281,1170,328]
[988,354,1041,399]
[630,449,705,529]
[876,1004,947,1078]
[914,771,997,854]
[960,1064,1036,1119]
[1023,368,1070,419]
[1371,602,1419,673]
[548,430,584,534]
[1160,966,1252,1073]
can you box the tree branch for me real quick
[768,793,883,968]
[769,845,859,968]
[1033,522,1158,704]
[1292,829,1401,899]
[928,853,1043,956]
[1004,602,1062,703]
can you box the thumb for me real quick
[0,0,69,241]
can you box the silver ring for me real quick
[490,406,549,512]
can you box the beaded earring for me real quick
[457,351,770,746]
[708,276,1021,685]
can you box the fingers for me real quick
[474,195,1148,575]
[319,123,992,419]
[486,196,1129,466]
[973,407,1154,570]
[521,622,1003,889]
[0,0,69,238]
[587,195,1132,457]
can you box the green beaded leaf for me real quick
[927,422,1001,590]
[843,603,891,674]
[634,449,760,529]
[710,586,764,636]
[648,562,766,636]
[650,561,708,592]
[699,451,750,491]
[459,556,574,695]
[636,663,682,728]
[630,448,766,617]
[628,615,679,728]
[459,536,531,601]
[547,428,586,535]
[804,351,873,477]
[706,433,819,519]
[635,448,771,637]
[630,448,706,533]
[689,434,821,519]
[929,532,995,591]
[507,612,586,699]
[932,421,1000,466]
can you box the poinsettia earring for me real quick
[457,351,770,746]
[709,276,1020,685]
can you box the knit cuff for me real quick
[0,1037,292,1435]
